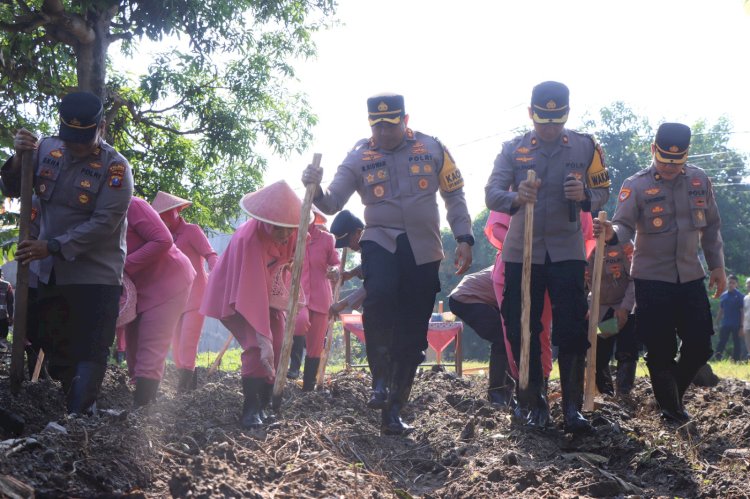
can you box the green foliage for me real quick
[0,0,337,231]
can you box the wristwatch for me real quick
[456,235,475,247]
[47,238,61,255]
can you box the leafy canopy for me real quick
[0,0,336,229]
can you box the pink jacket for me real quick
[172,217,219,311]
[125,197,196,313]
[200,219,296,341]
[301,225,340,314]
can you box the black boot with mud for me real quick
[302,356,320,392]
[381,362,417,436]
[241,377,264,429]
[559,353,594,434]
[487,350,514,409]
[133,377,160,408]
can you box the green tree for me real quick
[582,101,653,217]
[0,0,336,229]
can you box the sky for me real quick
[259,0,750,223]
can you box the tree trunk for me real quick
[75,8,116,101]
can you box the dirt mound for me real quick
[2,353,750,498]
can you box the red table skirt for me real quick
[340,313,463,354]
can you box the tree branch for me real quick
[41,1,95,45]
[107,31,131,43]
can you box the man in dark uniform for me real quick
[595,123,725,424]
[485,81,611,433]
[302,93,474,435]
[0,91,134,414]
[0,268,14,350]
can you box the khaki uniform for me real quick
[612,164,724,282]
[0,137,133,285]
[588,241,635,323]
[485,129,610,264]
[313,129,472,264]
[612,162,724,401]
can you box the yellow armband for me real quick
[439,147,465,193]
[586,143,611,189]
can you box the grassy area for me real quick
[197,348,750,382]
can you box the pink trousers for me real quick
[172,308,206,370]
[293,307,329,357]
[221,308,285,381]
[126,288,190,381]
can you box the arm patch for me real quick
[586,142,611,188]
[439,146,465,193]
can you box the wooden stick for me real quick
[207,335,234,375]
[583,211,608,412]
[10,151,34,394]
[518,169,536,391]
[31,349,45,382]
[272,153,321,409]
[316,246,348,387]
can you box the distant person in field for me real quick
[328,210,366,316]
[0,268,14,350]
[200,181,301,430]
[714,274,744,362]
[744,278,750,361]
[152,191,219,392]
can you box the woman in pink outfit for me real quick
[291,211,340,391]
[200,180,302,429]
[125,197,196,407]
[152,191,219,392]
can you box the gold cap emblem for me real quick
[70,118,81,126]
[669,145,679,153]
[378,101,388,112]
[546,100,557,110]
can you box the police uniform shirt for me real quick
[587,240,635,322]
[313,130,473,265]
[612,163,724,284]
[0,137,134,285]
[485,129,611,264]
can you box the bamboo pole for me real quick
[31,349,45,382]
[518,169,536,391]
[316,247,348,387]
[272,153,321,410]
[583,211,608,412]
[10,151,34,394]
[207,335,234,375]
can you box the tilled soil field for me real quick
[2,353,750,498]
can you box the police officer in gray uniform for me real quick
[1,91,134,414]
[595,123,725,424]
[588,240,638,397]
[302,93,474,435]
[485,81,611,433]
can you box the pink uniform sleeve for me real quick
[188,224,219,270]
[125,200,173,276]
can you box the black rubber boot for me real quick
[595,336,615,395]
[650,369,690,423]
[241,377,264,429]
[302,357,320,392]
[368,347,390,409]
[381,361,418,436]
[615,359,637,396]
[287,336,306,380]
[558,353,594,434]
[525,361,549,428]
[67,362,107,415]
[133,377,161,408]
[176,368,194,393]
[488,350,514,409]
[257,381,276,424]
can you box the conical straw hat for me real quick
[239,180,303,228]
[152,191,192,214]
[116,274,137,328]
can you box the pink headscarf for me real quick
[200,218,296,341]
